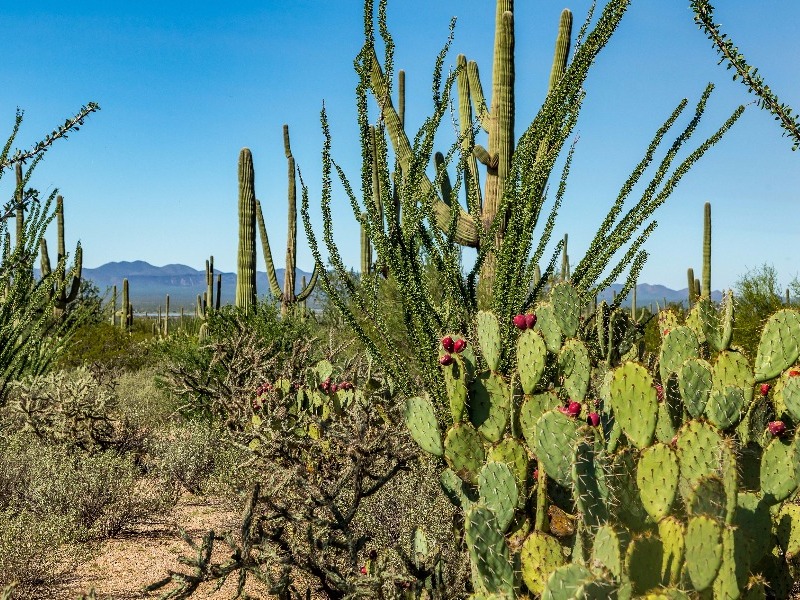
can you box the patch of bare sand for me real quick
[30,494,278,600]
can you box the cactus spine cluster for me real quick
[254,125,318,316]
[405,279,800,598]
[39,194,82,319]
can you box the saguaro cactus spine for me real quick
[255,125,318,316]
[236,148,258,313]
[40,194,82,319]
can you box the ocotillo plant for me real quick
[39,195,82,319]
[236,148,257,313]
[254,125,318,316]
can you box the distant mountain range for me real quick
[79,260,723,313]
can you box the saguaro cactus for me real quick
[39,195,82,319]
[255,125,318,316]
[236,148,258,313]
[119,278,132,331]
[702,201,711,297]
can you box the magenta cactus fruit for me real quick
[512,314,527,330]
[587,412,601,427]
[655,384,665,402]
[360,565,367,575]
[321,378,331,393]
[768,421,786,436]
[453,338,467,353]
[525,313,537,328]
[439,354,454,366]
[330,383,339,393]
[441,335,455,353]
[567,401,582,417]
[760,383,771,396]
[790,370,800,377]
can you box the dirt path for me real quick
[32,494,275,600]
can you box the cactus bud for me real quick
[441,335,455,353]
[587,412,600,427]
[453,338,467,353]
[760,383,771,396]
[513,314,527,330]
[768,421,786,436]
[439,354,454,366]
[790,370,800,377]
[525,313,537,328]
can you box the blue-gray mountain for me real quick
[80,261,723,313]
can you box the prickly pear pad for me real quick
[657,516,685,586]
[541,563,592,600]
[477,310,502,372]
[516,328,547,394]
[519,531,565,595]
[469,372,510,442]
[636,443,679,521]
[534,409,580,487]
[404,395,443,456]
[754,309,800,382]
[677,358,712,418]
[685,515,723,591]
[625,534,664,595]
[443,422,485,484]
[559,338,590,402]
[478,461,518,532]
[550,282,580,338]
[465,505,514,595]
[591,524,626,579]
[609,362,658,449]
[659,326,699,385]
[534,302,562,354]
[760,433,800,501]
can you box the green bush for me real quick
[57,320,153,371]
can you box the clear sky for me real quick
[2,1,798,291]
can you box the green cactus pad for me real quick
[478,461,518,532]
[469,372,511,443]
[659,326,699,385]
[591,524,628,579]
[658,310,680,338]
[444,422,485,484]
[639,590,690,600]
[573,578,617,600]
[705,385,746,430]
[655,376,682,444]
[534,409,580,487]
[607,448,650,531]
[404,395,443,456]
[477,310,502,372]
[760,434,800,501]
[609,362,658,449]
[775,503,800,560]
[713,526,750,599]
[753,309,800,382]
[541,564,593,600]
[550,282,581,338]
[685,515,723,591]
[781,370,800,421]
[572,438,608,527]
[440,467,478,509]
[678,358,712,418]
[712,350,754,405]
[519,531,566,595]
[625,534,664,595]
[559,338,590,402]
[657,516,686,586]
[741,576,768,600]
[736,395,772,447]
[517,329,547,394]
[676,420,724,495]
[443,355,468,423]
[487,438,529,507]
[534,302,562,353]
[465,505,514,595]
[699,294,734,353]
[686,474,728,521]
[734,492,773,563]
[684,300,705,344]
[636,443,679,521]
[519,391,559,450]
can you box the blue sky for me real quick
[2,1,798,291]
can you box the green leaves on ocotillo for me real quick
[517,329,547,394]
[753,309,800,382]
[677,358,712,418]
[625,534,664,595]
[534,409,580,487]
[534,303,562,353]
[559,339,590,401]
[609,362,658,449]
[685,515,723,591]
[760,434,800,502]
[404,395,443,456]
[636,443,679,521]
[465,505,514,596]
[657,516,686,586]
[550,282,580,338]
[572,438,608,527]
[477,310,502,372]
[469,372,510,442]
[478,462,518,532]
[442,354,468,423]
[519,531,565,595]
[659,326,699,385]
[444,422,485,484]
[781,369,800,421]
[541,564,593,600]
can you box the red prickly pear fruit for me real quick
[330,383,339,393]
[663,328,670,336]
[525,313,537,329]
[513,314,527,330]
[768,421,786,436]
[360,566,367,575]
[789,370,800,377]
[558,406,570,415]
[655,384,664,402]
[453,338,467,353]
[567,401,581,417]
[441,335,455,353]
[321,378,331,392]
[587,412,601,427]
[439,354,454,366]
[532,468,539,480]
[760,383,771,396]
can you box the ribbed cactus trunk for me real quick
[283,126,297,316]
[40,195,82,319]
[237,149,258,313]
[702,202,711,298]
[110,285,117,326]
[121,278,130,331]
[164,294,170,337]
[687,267,696,306]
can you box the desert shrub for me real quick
[733,263,786,358]
[57,320,153,371]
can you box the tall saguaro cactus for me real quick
[702,201,711,297]
[39,195,82,319]
[255,125,318,316]
[236,149,258,313]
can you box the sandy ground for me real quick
[28,494,276,600]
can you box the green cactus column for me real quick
[121,278,131,331]
[687,267,697,306]
[40,195,83,320]
[702,202,711,297]
[110,284,117,326]
[236,148,258,312]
